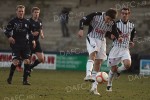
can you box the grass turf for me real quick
[0,68,150,100]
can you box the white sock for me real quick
[91,71,98,81]
[86,60,94,76]
[107,70,114,86]
[117,64,126,73]
[91,81,98,90]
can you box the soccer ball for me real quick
[96,72,108,84]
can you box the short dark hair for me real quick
[31,7,40,13]
[106,8,117,19]
[121,7,130,12]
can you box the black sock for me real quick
[30,59,40,69]
[8,64,16,80]
[23,64,30,82]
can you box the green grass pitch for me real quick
[0,68,150,100]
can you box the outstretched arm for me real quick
[78,12,102,37]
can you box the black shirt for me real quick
[28,18,43,41]
[4,17,33,46]
[79,12,119,39]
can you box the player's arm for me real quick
[130,28,136,42]
[28,22,36,48]
[31,26,39,36]
[4,20,15,44]
[29,32,36,48]
[39,21,44,39]
[32,31,39,36]
[40,30,44,39]
[111,22,119,39]
[111,22,123,42]
[78,12,102,37]
[105,31,112,39]
[130,28,136,47]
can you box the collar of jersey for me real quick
[16,17,25,21]
[120,19,129,24]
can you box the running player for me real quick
[4,5,36,85]
[28,7,45,71]
[106,7,136,91]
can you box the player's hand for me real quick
[32,40,36,48]
[77,30,84,38]
[41,33,44,39]
[32,31,39,36]
[129,42,134,48]
[111,34,115,39]
[118,37,123,43]
[8,37,15,44]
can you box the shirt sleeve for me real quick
[110,22,119,39]
[28,21,34,42]
[4,20,14,38]
[79,12,102,30]
[39,19,43,30]
[130,28,136,42]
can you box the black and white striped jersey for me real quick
[113,19,136,48]
[79,12,119,41]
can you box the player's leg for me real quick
[90,39,107,95]
[84,51,97,81]
[23,59,31,85]
[16,58,23,72]
[90,59,102,95]
[25,54,34,77]
[22,45,31,85]
[107,49,131,91]
[117,50,131,74]
[30,52,44,69]
[106,64,118,91]
[7,48,20,84]
[117,59,131,73]
[7,59,19,84]
[84,37,98,81]
[30,41,44,69]
[106,46,122,91]
[92,59,102,81]
[91,39,107,79]
[107,59,131,90]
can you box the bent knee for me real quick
[123,60,131,69]
[12,59,19,66]
[24,59,30,64]
[38,56,45,63]
[124,63,131,69]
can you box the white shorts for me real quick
[108,46,131,67]
[86,36,107,60]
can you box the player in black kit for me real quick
[4,5,36,85]
[29,7,45,71]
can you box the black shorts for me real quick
[30,40,42,54]
[11,44,31,60]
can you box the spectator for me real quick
[60,7,71,37]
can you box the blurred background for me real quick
[0,0,150,72]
